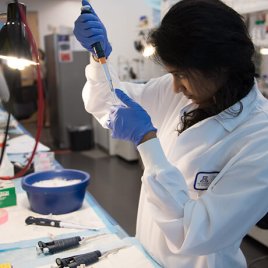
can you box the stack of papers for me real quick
[0,193,106,247]
[6,134,50,155]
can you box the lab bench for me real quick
[0,111,161,268]
[0,179,160,268]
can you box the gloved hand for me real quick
[107,89,157,146]
[73,0,112,58]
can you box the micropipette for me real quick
[37,236,82,255]
[36,233,108,255]
[55,245,129,267]
[25,216,99,231]
[81,5,117,104]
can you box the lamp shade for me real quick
[0,3,36,69]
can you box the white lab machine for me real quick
[92,117,138,161]
[45,34,92,149]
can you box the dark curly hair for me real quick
[149,0,256,133]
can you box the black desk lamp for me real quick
[0,2,37,70]
[0,1,44,179]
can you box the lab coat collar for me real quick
[179,82,261,132]
[179,102,198,117]
[215,83,260,132]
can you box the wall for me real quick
[0,1,81,48]
[0,0,164,78]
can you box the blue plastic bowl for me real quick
[21,169,90,215]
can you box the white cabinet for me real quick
[222,0,268,14]
[92,117,138,161]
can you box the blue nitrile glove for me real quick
[107,89,157,146]
[73,0,112,58]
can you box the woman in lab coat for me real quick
[74,0,268,267]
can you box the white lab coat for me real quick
[82,57,268,268]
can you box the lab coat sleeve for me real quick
[82,56,121,127]
[82,55,175,129]
[137,137,268,255]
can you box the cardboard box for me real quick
[0,180,17,208]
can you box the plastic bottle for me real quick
[0,143,14,178]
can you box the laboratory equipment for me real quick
[55,246,128,268]
[0,1,45,179]
[0,2,37,70]
[21,169,90,214]
[37,236,82,255]
[45,34,92,149]
[81,5,117,104]
[0,140,14,178]
[25,216,98,231]
[36,234,108,255]
[56,250,101,267]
